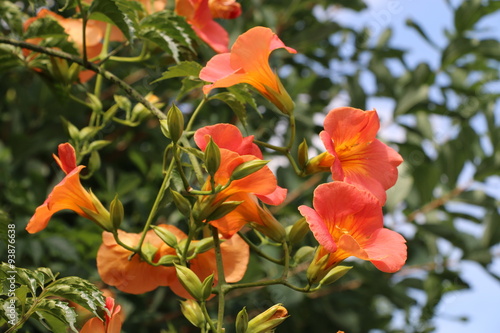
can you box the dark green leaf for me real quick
[89,0,141,41]
[210,92,247,127]
[152,61,203,84]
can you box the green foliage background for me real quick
[1,0,500,332]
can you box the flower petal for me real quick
[194,123,260,157]
[298,205,337,253]
[363,228,407,273]
[53,143,77,174]
[323,107,379,147]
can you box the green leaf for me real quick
[152,61,203,84]
[139,11,197,62]
[23,17,79,55]
[89,0,141,41]
[441,37,474,68]
[46,276,106,319]
[210,92,247,127]
[33,299,78,333]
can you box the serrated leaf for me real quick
[34,299,78,333]
[89,0,141,41]
[139,11,197,62]
[46,277,106,319]
[152,61,202,83]
[210,92,247,127]
[178,77,205,100]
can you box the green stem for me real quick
[185,97,207,131]
[75,0,88,65]
[237,231,284,265]
[109,42,150,62]
[281,241,290,278]
[253,139,287,153]
[286,114,296,150]
[135,159,174,251]
[211,226,226,333]
[201,301,217,333]
[93,24,113,101]
[180,136,205,186]
[0,38,167,121]
[69,93,93,109]
[173,144,191,191]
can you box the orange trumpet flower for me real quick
[26,143,110,233]
[318,107,403,205]
[199,26,297,114]
[298,182,407,274]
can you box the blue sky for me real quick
[325,0,500,332]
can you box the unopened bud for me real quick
[287,217,309,245]
[159,119,171,139]
[171,189,192,217]
[235,307,249,333]
[109,195,124,230]
[141,242,158,263]
[204,138,221,176]
[201,274,214,300]
[297,139,309,170]
[231,160,269,181]
[174,264,204,300]
[157,254,180,266]
[319,265,352,286]
[180,299,205,328]
[193,237,215,254]
[293,246,315,265]
[151,225,178,248]
[251,205,286,242]
[206,200,243,222]
[305,151,334,174]
[247,304,289,333]
[166,104,184,143]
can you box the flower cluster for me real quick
[23,2,408,331]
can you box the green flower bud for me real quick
[287,217,310,245]
[174,264,204,301]
[109,195,124,231]
[231,160,269,181]
[159,119,171,139]
[250,205,286,242]
[297,139,309,170]
[194,237,216,254]
[201,274,214,300]
[319,265,352,286]
[204,138,221,176]
[293,246,315,265]
[80,189,112,231]
[157,254,180,266]
[166,104,184,143]
[180,299,205,328]
[141,242,158,263]
[247,304,289,333]
[171,189,192,217]
[235,307,249,333]
[151,225,178,248]
[206,200,243,222]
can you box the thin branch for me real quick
[0,37,166,120]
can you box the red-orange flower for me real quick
[199,26,297,114]
[318,107,403,205]
[298,182,407,273]
[194,123,287,205]
[194,124,286,237]
[80,297,122,333]
[97,224,249,298]
[176,0,241,53]
[96,225,183,294]
[26,143,110,234]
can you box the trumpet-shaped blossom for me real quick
[97,224,249,298]
[199,26,297,114]
[97,225,182,294]
[298,182,407,273]
[26,143,110,234]
[194,124,287,236]
[80,297,122,333]
[319,107,403,205]
[176,0,241,53]
[194,123,287,205]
